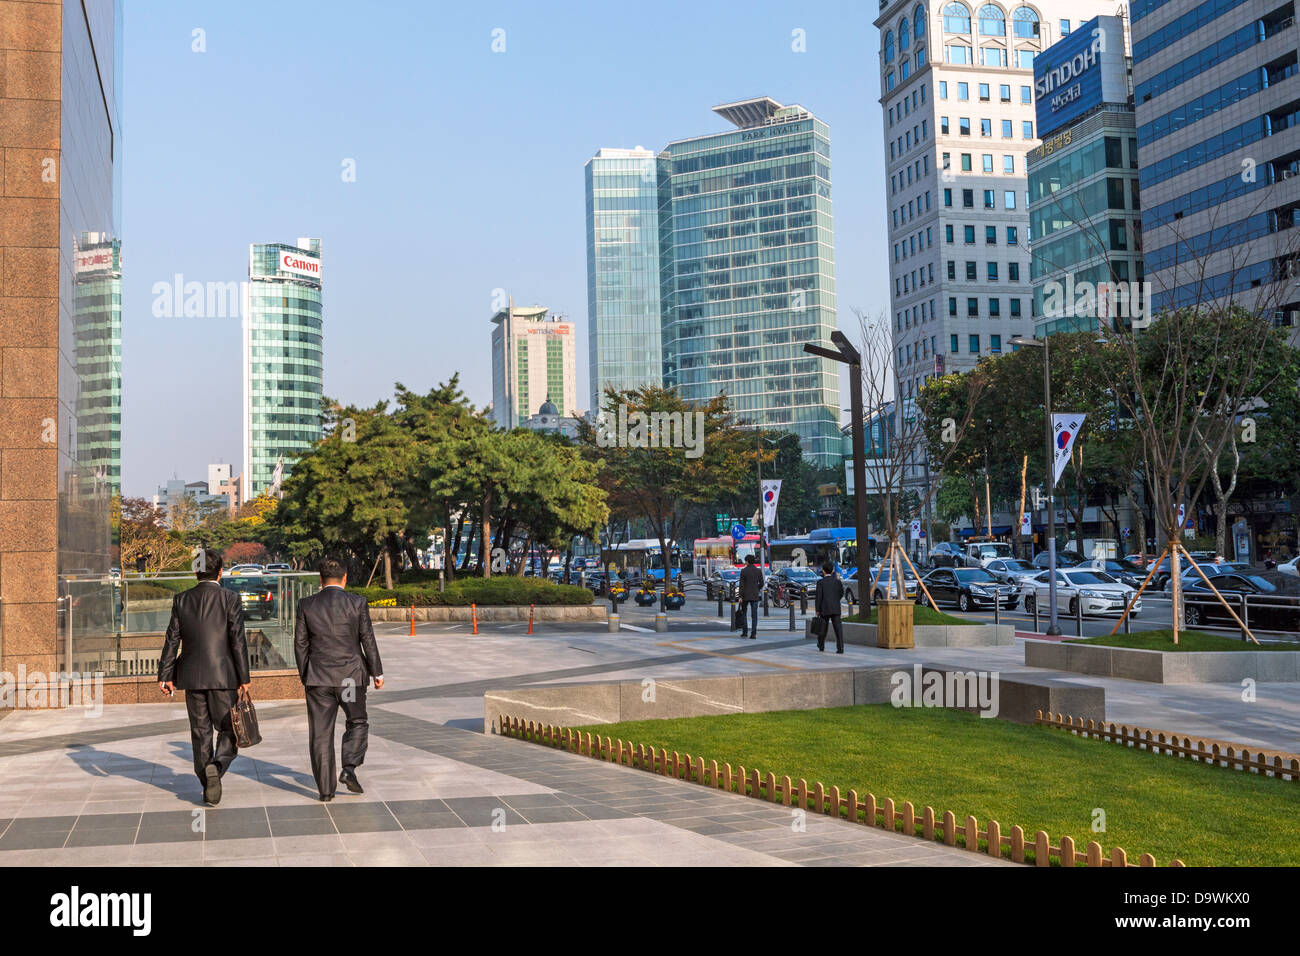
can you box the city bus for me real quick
[600,539,682,583]
[691,533,762,577]
[769,527,875,574]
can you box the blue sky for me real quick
[120,0,888,496]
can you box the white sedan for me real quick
[1278,557,1299,577]
[1019,568,1141,617]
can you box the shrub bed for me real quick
[349,576,593,607]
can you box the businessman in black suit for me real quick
[158,549,251,805]
[295,557,384,801]
[813,561,845,654]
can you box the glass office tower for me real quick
[242,238,324,500]
[73,232,122,501]
[658,98,842,466]
[585,147,664,410]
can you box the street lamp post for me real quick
[804,332,869,606]
[1011,334,1062,636]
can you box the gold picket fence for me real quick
[1035,711,1300,782]
[497,714,1185,867]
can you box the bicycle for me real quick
[771,583,790,608]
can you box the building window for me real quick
[966,260,977,279]
[980,118,992,136]
[968,299,979,317]
[1001,119,1012,138]
[958,81,969,100]
[986,225,997,244]
[964,225,976,243]
[947,44,972,64]
[1009,297,1022,316]
[959,117,969,135]
[983,188,994,208]
[1022,120,1033,139]
[1007,226,1018,244]
[991,333,1002,352]
[1003,154,1014,172]
[1060,19,1070,35]
[1000,83,1011,102]
[885,30,895,62]
[988,298,1001,317]
[1012,5,1039,38]
[1014,49,1035,69]
[980,46,1008,67]
[979,82,990,101]
[941,116,950,133]
[961,153,972,171]
[900,17,911,52]
[944,188,953,206]
[1004,190,1016,209]
[939,80,948,99]
[978,3,1006,36]
[887,72,896,91]
[1008,262,1020,281]
[951,334,960,352]
[982,154,993,173]
[915,5,926,39]
[944,2,972,33]
[945,224,955,242]
[1020,84,1031,104]
[987,261,999,280]
[948,260,957,279]
[949,299,958,318]
[969,333,980,352]
[962,188,973,207]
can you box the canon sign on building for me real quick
[280,250,322,279]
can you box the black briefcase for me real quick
[230,687,262,747]
[732,607,746,630]
[810,616,828,639]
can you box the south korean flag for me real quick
[1051,414,1086,488]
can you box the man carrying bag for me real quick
[737,553,764,639]
[158,549,251,806]
[812,561,845,654]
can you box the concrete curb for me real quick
[1023,639,1300,683]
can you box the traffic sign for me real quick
[1122,528,1130,537]
[730,523,747,541]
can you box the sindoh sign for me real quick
[1032,15,1127,140]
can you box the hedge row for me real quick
[349,576,594,607]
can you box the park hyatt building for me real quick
[586,98,843,467]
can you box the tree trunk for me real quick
[515,535,532,577]
[382,547,393,590]
[480,491,494,578]
[442,508,456,583]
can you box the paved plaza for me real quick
[1,616,1296,867]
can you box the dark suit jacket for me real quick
[158,580,251,690]
[814,575,844,616]
[738,564,764,601]
[294,586,383,688]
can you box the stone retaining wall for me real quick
[1024,639,1300,683]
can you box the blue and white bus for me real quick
[769,528,876,574]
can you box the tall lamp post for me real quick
[1010,334,1061,636]
[804,332,869,606]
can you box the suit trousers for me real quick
[185,688,239,785]
[305,684,369,798]
[818,614,844,653]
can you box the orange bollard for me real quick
[409,604,415,636]
[472,602,478,635]
[528,603,534,634]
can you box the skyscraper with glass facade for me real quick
[658,98,842,466]
[73,232,122,501]
[585,147,664,409]
[587,99,843,466]
[242,238,324,501]
[1131,0,1300,342]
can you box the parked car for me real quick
[1161,561,1252,594]
[264,563,292,573]
[227,564,266,576]
[964,540,1015,567]
[1031,550,1085,570]
[984,558,1039,586]
[1020,568,1140,617]
[766,566,820,603]
[1277,556,1299,577]
[1084,557,1148,589]
[706,568,741,600]
[869,564,918,603]
[919,566,1017,612]
[1183,571,1300,631]
[1147,555,1204,591]
[926,542,966,568]
[221,575,277,621]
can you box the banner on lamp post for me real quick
[760,480,782,529]
[1051,414,1086,488]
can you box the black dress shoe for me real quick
[340,770,364,794]
[203,764,222,805]
[320,793,334,802]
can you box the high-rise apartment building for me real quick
[587,97,843,467]
[1131,0,1300,343]
[0,0,120,678]
[1028,15,1142,336]
[490,303,578,430]
[242,238,324,501]
[585,147,664,409]
[876,1,1115,393]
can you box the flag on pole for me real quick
[271,455,284,497]
[1051,414,1086,488]
[1021,511,1032,535]
[760,479,782,529]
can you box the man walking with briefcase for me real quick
[737,553,764,639]
[813,561,845,654]
[295,558,384,801]
[158,549,251,806]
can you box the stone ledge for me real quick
[1022,639,1300,683]
[805,618,1015,647]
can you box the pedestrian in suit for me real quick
[737,553,764,639]
[158,549,250,806]
[813,561,845,653]
[295,557,384,801]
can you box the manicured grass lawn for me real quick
[1068,630,1300,652]
[844,604,972,626]
[575,705,1297,866]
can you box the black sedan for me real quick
[1183,572,1300,633]
[221,575,277,621]
[919,567,1018,613]
[1032,550,1085,570]
[766,567,821,601]
[706,568,741,600]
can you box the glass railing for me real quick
[60,571,321,679]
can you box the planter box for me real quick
[1022,639,1300,683]
[369,604,606,623]
[806,619,1015,648]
